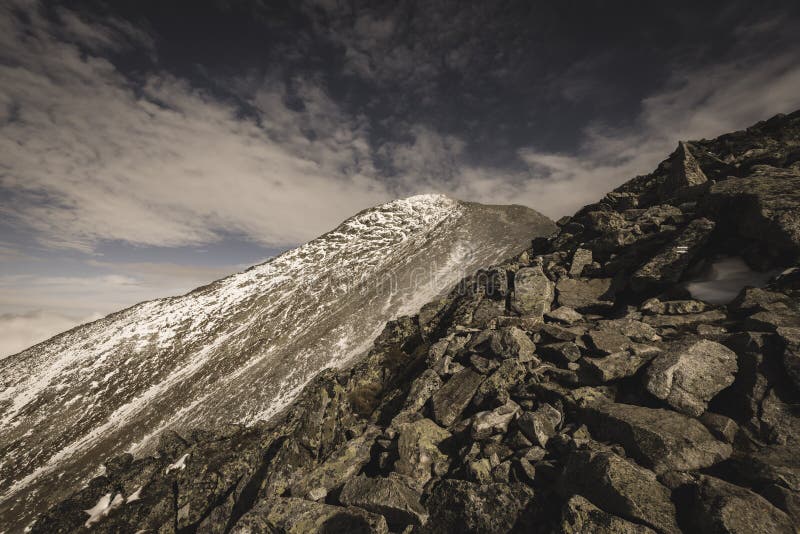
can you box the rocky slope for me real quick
[0,196,554,532]
[27,110,800,533]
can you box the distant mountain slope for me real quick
[0,194,554,530]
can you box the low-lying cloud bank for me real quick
[0,310,100,359]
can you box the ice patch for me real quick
[685,257,775,304]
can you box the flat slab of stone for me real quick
[584,401,732,474]
[556,278,615,311]
[431,368,484,427]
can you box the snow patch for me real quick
[165,453,189,474]
[126,486,142,503]
[83,492,123,528]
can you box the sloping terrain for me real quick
[0,195,554,532]
[25,110,800,533]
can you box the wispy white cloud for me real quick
[0,1,391,252]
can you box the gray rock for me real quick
[777,326,800,392]
[582,350,655,382]
[473,359,526,407]
[645,339,738,417]
[558,449,680,534]
[556,277,615,311]
[232,497,389,533]
[705,167,800,260]
[686,475,795,534]
[665,141,708,192]
[585,401,732,473]
[699,412,739,444]
[643,309,727,328]
[586,329,632,355]
[560,494,657,534]
[631,218,715,293]
[290,427,380,501]
[538,342,582,365]
[511,265,554,319]
[641,298,709,315]
[402,369,442,412]
[395,418,451,487]
[569,248,593,277]
[545,306,584,324]
[471,400,520,440]
[517,403,562,447]
[421,480,535,534]
[431,368,484,427]
[340,474,428,529]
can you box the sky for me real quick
[1,0,800,357]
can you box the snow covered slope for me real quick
[0,194,553,530]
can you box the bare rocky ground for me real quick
[29,110,800,533]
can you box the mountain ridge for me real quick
[0,194,554,531]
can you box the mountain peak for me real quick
[0,197,554,529]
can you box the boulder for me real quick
[641,298,709,315]
[630,218,716,293]
[685,475,795,534]
[705,167,800,260]
[643,309,727,328]
[584,402,732,473]
[339,474,428,529]
[402,369,442,413]
[511,265,554,319]
[471,400,520,440]
[556,277,615,311]
[232,497,389,533]
[477,326,538,362]
[545,306,584,324]
[421,480,535,534]
[517,403,562,447]
[569,248,594,277]
[557,449,680,534]
[395,418,451,487]
[473,359,526,407]
[664,141,708,192]
[645,339,738,417]
[582,350,655,382]
[560,494,657,534]
[777,326,800,391]
[586,329,632,355]
[431,368,484,427]
[290,427,380,501]
[538,342,582,365]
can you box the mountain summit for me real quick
[0,194,554,530]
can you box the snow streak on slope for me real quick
[0,195,554,530]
